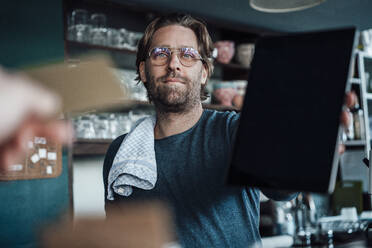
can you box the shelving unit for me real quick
[341,52,372,155]
[354,51,372,157]
[345,139,367,147]
[73,138,112,156]
[350,78,362,85]
[66,40,137,54]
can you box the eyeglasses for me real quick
[148,47,204,67]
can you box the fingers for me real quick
[0,69,62,143]
[35,120,75,145]
[17,119,74,147]
[0,135,28,173]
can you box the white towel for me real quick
[107,115,157,200]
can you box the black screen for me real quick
[227,27,357,193]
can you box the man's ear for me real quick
[201,64,208,85]
[139,61,147,83]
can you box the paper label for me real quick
[46,166,53,174]
[9,164,23,171]
[39,148,47,159]
[30,154,40,163]
[47,152,57,160]
[34,137,47,144]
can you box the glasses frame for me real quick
[147,47,204,67]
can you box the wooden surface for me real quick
[0,138,62,181]
[73,139,113,156]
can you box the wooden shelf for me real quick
[106,101,240,112]
[361,52,372,60]
[215,62,250,81]
[350,78,361,84]
[216,62,250,70]
[72,104,239,156]
[73,138,113,156]
[202,103,240,112]
[65,40,138,70]
[366,93,372,100]
[66,40,137,54]
[345,140,367,147]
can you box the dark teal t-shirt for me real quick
[103,110,272,247]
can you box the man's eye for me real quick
[154,52,168,58]
[182,52,195,59]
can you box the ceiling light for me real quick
[249,0,326,13]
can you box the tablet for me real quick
[227,27,358,193]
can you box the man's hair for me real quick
[135,13,214,101]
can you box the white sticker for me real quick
[34,137,47,144]
[46,166,53,174]
[30,154,40,163]
[47,152,57,161]
[39,148,47,159]
[9,164,23,171]
[28,141,34,149]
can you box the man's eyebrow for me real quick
[151,45,197,49]
[151,44,171,48]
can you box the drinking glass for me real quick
[72,9,91,43]
[107,28,121,48]
[76,115,96,139]
[119,28,129,49]
[108,113,119,139]
[117,114,131,135]
[126,31,143,51]
[90,13,107,46]
[94,114,110,139]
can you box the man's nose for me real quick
[167,52,181,71]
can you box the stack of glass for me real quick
[67,9,143,51]
[73,110,155,140]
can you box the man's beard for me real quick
[145,68,202,113]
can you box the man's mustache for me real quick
[157,71,188,83]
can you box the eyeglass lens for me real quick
[149,47,202,66]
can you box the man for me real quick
[0,67,73,170]
[103,13,353,247]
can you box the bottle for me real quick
[352,95,365,140]
[346,110,354,140]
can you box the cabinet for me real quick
[63,0,272,155]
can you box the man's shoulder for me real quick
[103,134,126,171]
[202,109,240,130]
[203,109,240,122]
[109,134,126,153]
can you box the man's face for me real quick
[139,25,207,113]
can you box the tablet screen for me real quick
[227,27,357,193]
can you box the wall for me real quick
[73,156,106,218]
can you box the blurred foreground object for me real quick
[0,68,73,171]
[24,54,129,114]
[1,54,130,172]
[42,201,177,248]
